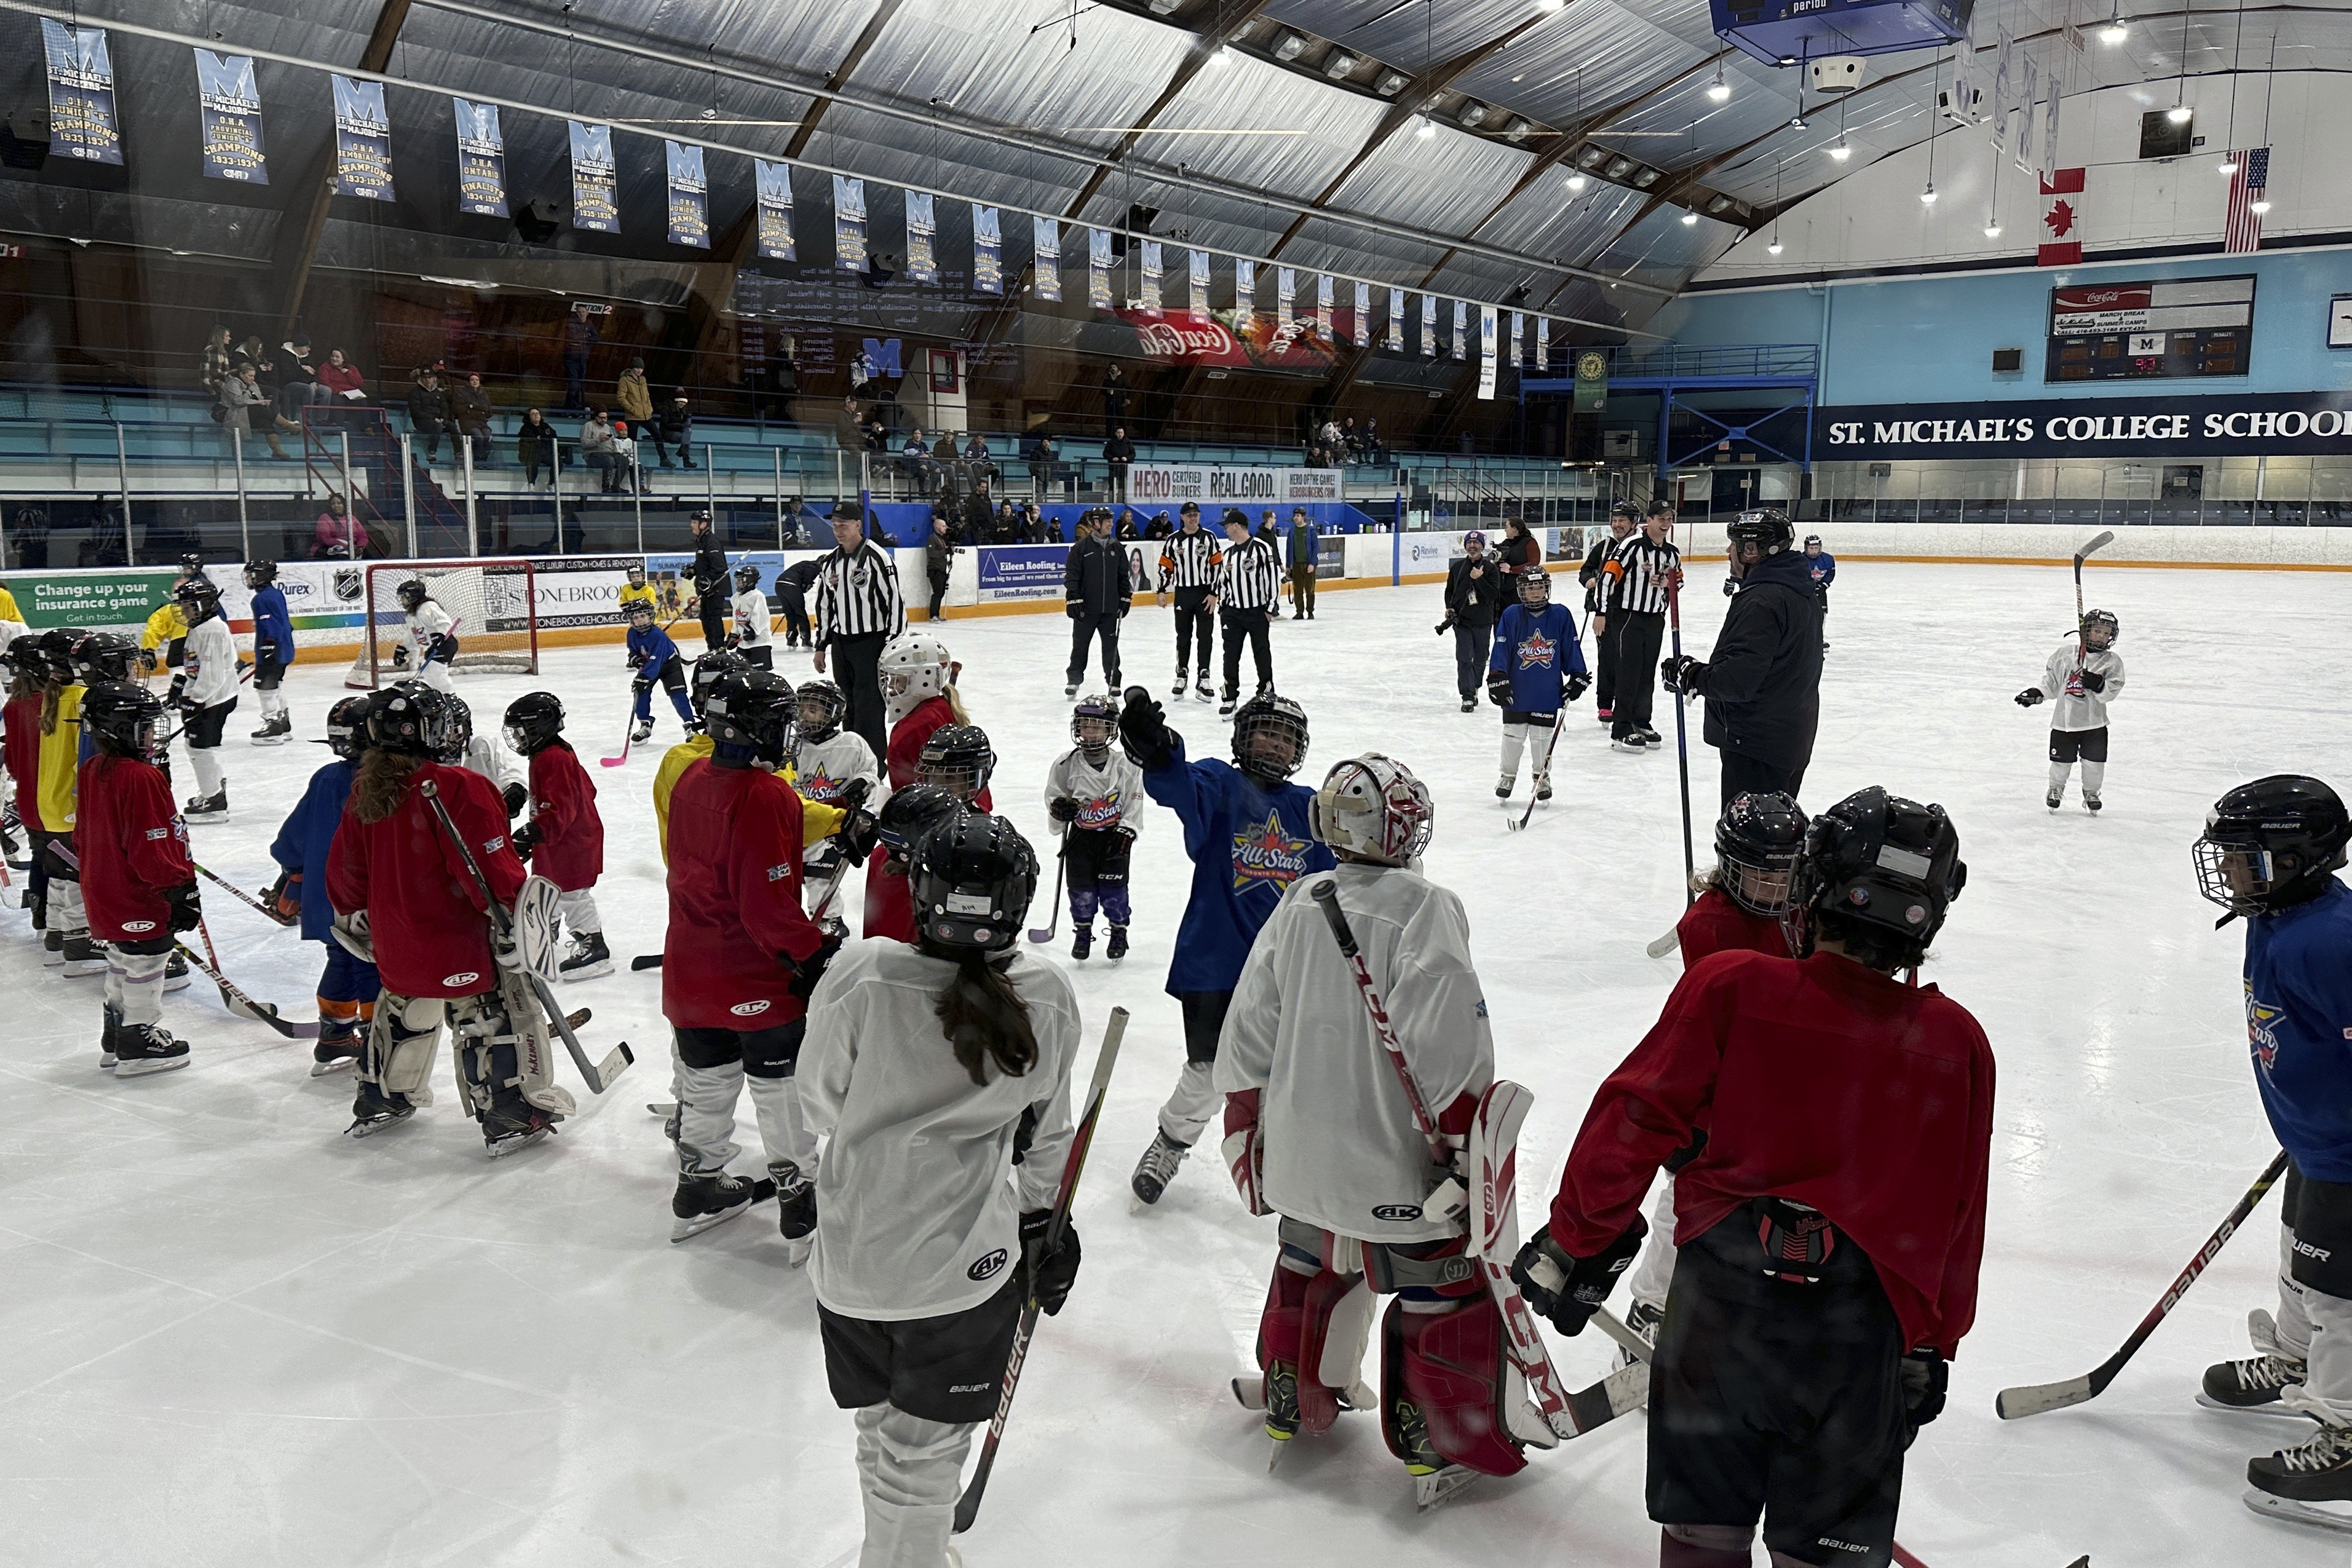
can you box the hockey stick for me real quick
[1665,556,1696,904]
[1505,708,1567,833]
[417,778,634,1095]
[2070,529,2115,676]
[191,861,296,927]
[1996,1148,2289,1419]
[632,848,858,970]
[171,940,316,1038]
[1644,925,1681,959]
[953,1005,1128,1535]
[1028,835,1069,942]
[597,702,638,769]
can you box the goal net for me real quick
[343,560,540,689]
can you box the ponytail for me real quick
[933,949,1037,1085]
[352,749,424,823]
[944,686,970,726]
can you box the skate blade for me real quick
[670,1199,754,1243]
[60,961,108,978]
[2195,1391,2311,1420]
[647,1101,679,1117]
[345,1110,416,1138]
[558,963,614,982]
[161,973,193,994]
[113,1055,190,1078]
[485,1126,556,1159]
[1412,1466,1479,1512]
[2244,1487,2352,1534]
[98,1056,116,1071]
[1268,1434,1289,1471]
[309,1056,358,1077]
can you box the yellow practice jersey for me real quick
[652,736,843,863]
[140,601,188,653]
[35,684,84,832]
[0,585,19,623]
[619,582,659,612]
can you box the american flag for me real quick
[2223,148,2270,255]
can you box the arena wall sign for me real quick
[1816,390,2352,460]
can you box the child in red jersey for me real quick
[75,681,200,1075]
[502,692,611,981]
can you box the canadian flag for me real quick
[2039,168,2086,266]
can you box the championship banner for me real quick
[1088,228,1113,310]
[1189,248,1210,320]
[756,159,796,260]
[194,50,266,184]
[1387,288,1404,351]
[569,121,620,233]
[1237,258,1256,302]
[331,76,395,201]
[453,98,507,218]
[1452,299,1468,362]
[906,190,938,283]
[833,175,868,272]
[2014,55,2041,173]
[664,141,708,248]
[1355,281,1371,348]
[1478,305,1498,400]
[1420,293,1436,357]
[40,21,121,165]
[1142,240,1163,309]
[1277,266,1296,323]
[972,204,1001,294]
[1509,311,1524,365]
[1032,216,1060,300]
[1317,274,1333,338]
[1536,317,1550,372]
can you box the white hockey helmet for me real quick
[879,632,953,723]
[1312,753,1433,868]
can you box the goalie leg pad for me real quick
[365,991,443,1103]
[451,980,576,1119]
[1380,1294,1528,1479]
[512,875,566,982]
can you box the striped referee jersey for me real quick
[809,540,907,643]
[1214,534,1283,612]
[1604,534,1682,616]
[1159,528,1222,590]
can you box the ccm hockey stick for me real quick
[418,778,634,1095]
[191,861,296,926]
[1997,1148,2289,1419]
[953,1005,1128,1535]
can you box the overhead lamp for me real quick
[1374,69,1409,96]
[1705,194,1733,214]
[1414,113,1436,140]
[1767,239,1784,255]
[2166,103,2192,124]
[1920,182,1938,204]
[1538,0,1567,12]
[1633,167,1660,188]
[1576,144,1609,169]
[1272,30,1308,61]
[1706,63,1731,103]
[1984,223,2003,237]
[2217,155,2239,174]
[1458,101,1490,128]
[1680,209,1700,226]
[2250,197,2271,213]
[1324,50,1359,79]
[1147,0,1181,12]
[1564,172,1589,192]
[1603,156,1634,178]
[1502,116,1532,142]
[2099,12,2129,44]
[1829,138,1852,161]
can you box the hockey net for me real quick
[343,560,540,689]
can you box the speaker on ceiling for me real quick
[514,198,562,244]
[863,251,903,288]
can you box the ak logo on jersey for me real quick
[1515,631,1557,670]
[1077,791,1124,830]
[1233,814,1312,893]
[2247,980,2284,1071]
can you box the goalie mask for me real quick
[908,810,1038,956]
[1312,753,1433,868]
[1715,791,1809,917]
[879,633,953,724]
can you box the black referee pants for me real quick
[831,632,889,759]
[1719,750,1806,809]
[1612,611,1665,737]
[1594,611,1626,713]
[697,592,727,651]
[1220,606,1273,697]
[1172,585,1214,676]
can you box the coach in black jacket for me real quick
[685,510,730,649]
[1064,505,1131,693]
[1661,509,1823,806]
[1441,530,1507,711]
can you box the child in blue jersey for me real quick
[267,695,379,1075]
[1487,568,1588,805]
[625,600,699,744]
[244,559,296,745]
[1118,686,1334,1204]
[1804,534,1835,649]
[2192,774,2352,1528]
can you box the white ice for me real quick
[5,560,2350,1567]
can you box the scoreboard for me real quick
[2046,275,2254,382]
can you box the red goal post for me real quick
[343,558,541,690]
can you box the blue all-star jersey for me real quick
[1488,601,1586,711]
[2245,877,2352,1181]
[1142,735,1334,997]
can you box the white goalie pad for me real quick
[512,875,565,983]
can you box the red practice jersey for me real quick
[1550,949,1995,1358]
[525,741,604,892]
[2,692,41,812]
[327,761,525,999]
[662,759,828,1029]
[76,754,192,942]
[865,695,992,943]
[1676,885,1791,967]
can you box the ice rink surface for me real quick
[6,558,2351,1568]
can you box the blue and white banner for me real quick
[1189,249,1210,320]
[972,205,1001,294]
[1317,274,1334,339]
[755,160,794,260]
[833,175,868,272]
[569,120,619,232]
[41,21,121,165]
[1420,293,1436,357]
[453,98,506,217]
[906,190,937,283]
[975,544,1071,603]
[331,76,395,202]
[1509,311,1524,365]
[1478,305,1498,399]
[1088,227,1113,310]
[1355,281,1371,348]
[664,141,708,248]
[1142,240,1163,309]
[1032,216,1059,301]
[1388,287,1404,351]
[193,50,266,184]
[1237,258,1255,302]
[1277,266,1295,320]
[1536,317,1550,372]
[1452,299,1468,362]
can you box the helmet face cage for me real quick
[704,671,795,764]
[1070,696,1115,756]
[438,697,475,763]
[2192,775,2351,916]
[176,582,221,622]
[734,564,761,593]
[880,636,951,707]
[1518,569,1551,603]
[1312,754,1433,866]
[918,726,996,801]
[396,579,428,611]
[627,564,647,585]
[1716,792,1809,917]
[82,682,160,760]
[326,695,372,761]
[1232,695,1309,783]
[625,600,654,626]
[244,560,277,588]
[68,632,137,684]
[1728,509,1794,560]
[794,681,846,742]
[2081,609,2119,652]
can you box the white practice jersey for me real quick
[1216,861,1494,1245]
[407,599,455,664]
[731,588,772,649]
[457,732,521,798]
[801,941,1081,1320]
[791,731,881,866]
[2038,642,2126,732]
[181,617,240,708]
[1042,746,1144,838]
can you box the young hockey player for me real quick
[2015,608,2124,812]
[34,628,104,976]
[326,681,574,1153]
[1486,567,1589,804]
[244,559,295,744]
[3,638,45,949]
[504,692,611,980]
[625,598,698,744]
[1514,786,1989,1568]
[789,679,880,924]
[862,634,979,942]
[67,632,188,1013]
[1804,534,1835,651]
[394,578,460,695]
[1045,693,1144,962]
[654,650,738,863]
[76,681,202,1075]
[1216,754,1525,1507]
[799,809,1082,1568]
[728,562,775,669]
[171,578,240,822]
[439,696,528,817]
[619,561,658,617]
[1119,687,1334,1203]
[662,667,839,1250]
[2190,775,2352,1534]
[268,694,379,1075]
[862,722,998,948]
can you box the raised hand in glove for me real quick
[510,822,539,861]
[1508,1216,1647,1337]
[502,783,529,818]
[787,930,843,999]
[1020,1208,1083,1315]
[1486,671,1514,708]
[1901,1348,1948,1429]
[1660,655,1708,696]
[1048,796,1080,823]
[2078,668,2106,694]
[164,880,203,933]
[2013,687,2045,708]
[1564,670,1592,703]
[1118,687,1175,772]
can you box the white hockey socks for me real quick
[2046,758,2072,799]
[750,1072,820,1178]
[1500,723,1527,782]
[555,888,602,935]
[1525,718,1558,781]
[2080,759,2106,799]
[191,745,225,797]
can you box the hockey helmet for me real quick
[626,562,647,585]
[365,679,456,758]
[1232,691,1309,785]
[794,678,847,744]
[1802,787,1966,962]
[690,649,748,718]
[734,562,762,594]
[918,723,996,800]
[324,694,373,762]
[2194,774,2350,918]
[244,559,279,588]
[702,668,796,765]
[176,578,223,623]
[1725,509,1795,558]
[1312,753,1433,868]
[908,810,1038,958]
[877,785,964,862]
[504,691,566,757]
[879,633,954,722]
[624,597,657,627]
[36,627,84,684]
[438,696,475,765]
[1802,535,1823,552]
[177,552,206,576]
[80,680,164,760]
[66,630,138,685]
[395,578,430,612]
[1715,792,1810,917]
[1070,694,1117,757]
[2081,609,2120,652]
[1517,568,1552,603]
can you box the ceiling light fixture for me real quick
[1920,181,1938,204]
[1271,31,1307,61]
[2217,155,2239,174]
[1208,45,1232,68]
[1323,50,1358,79]
[2099,12,2129,44]
[1707,61,1731,103]
[1564,172,1588,192]
[1374,69,1409,96]
[2250,196,2271,213]
[1415,113,1436,140]
[1680,208,1700,225]
[1538,0,1567,12]
[1767,239,1784,254]
[1829,139,1851,160]
[2166,103,2192,123]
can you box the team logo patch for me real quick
[967,1248,1008,1281]
[1077,791,1123,830]
[731,999,772,1017]
[122,919,155,933]
[485,837,505,852]
[802,767,841,800]
[1371,1203,1423,1222]
[2064,670,2086,699]
[766,863,791,882]
[143,827,170,841]
[442,971,481,988]
[2247,980,2283,1071]
[1232,814,1312,893]
[1515,630,1557,670]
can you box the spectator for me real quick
[655,393,697,469]
[1144,510,1173,542]
[1103,426,1135,499]
[316,349,367,406]
[930,429,962,502]
[198,326,234,399]
[833,395,863,452]
[1115,507,1139,542]
[1441,529,1506,710]
[962,477,996,545]
[962,432,997,488]
[1494,515,1541,582]
[232,335,276,391]
[1101,363,1129,436]
[272,338,321,430]
[561,304,598,410]
[1023,429,1059,497]
[616,357,654,426]
[863,414,890,454]
[1341,416,1362,464]
[1318,416,1343,455]
[609,418,647,496]
[217,363,288,459]
[579,408,625,494]
[901,427,936,496]
[517,407,560,485]
[311,494,368,558]
[1257,509,1281,548]
[994,501,1017,543]
[406,371,451,463]
[1362,416,1382,464]
[1024,502,1051,544]
[925,510,956,622]
[1285,505,1319,619]
[449,371,495,466]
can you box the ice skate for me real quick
[346,1082,416,1136]
[98,1002,122,1070]
[1064,680,1079,697]
[671,1170,762,1241]
[1495,772,1515,800]
[1217,687,1237,716]
[1596,705,1613,723]
[2085,794,2103,813]
[1392,1400,1478,1510]
[775,1161,816,1266]
[1071,924,1092,962]
[309,1020,362,1076]
[2047,788,2064,809]
[113,1022,190,1077]
[482,1099,560,1158]
[2200,1310,2308,1417]
[1610,734,1648,753]
[1460,697,1476,712]
[183,786,230,823]
[558,930,613,981]
[1535,773,1553,802]
[1173,669,1189,698]
[1261,1360,1301,1467]
[631,719,654,745]
[1131,1128,1190,1205]
[58,933,106,977]
[162,948,191,992]
[249,711,293,745]
[1195,675,1213,702]
[2244,1394,2352,1534]
[42,929,63,967]
[1106,925,1128,964]
[1636,726,1661,746]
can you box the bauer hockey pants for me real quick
[1065,826,1131,930]
[2271,1166,2352,1421]
[670,1023,815,1179]
[103,935,173,1029]
[1157,990,1231,1147]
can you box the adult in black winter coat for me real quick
[777,555,823,648]
[684,510,731,649]
[653,395,697,469]
[1103,429,1136,500]
[1441,529,1508,711]
[1063,507,1131,692]
[1661,509,1823,806]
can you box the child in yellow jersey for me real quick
[619,561,659,617]
[30,629,103,974]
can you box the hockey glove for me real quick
[263,868,301,926]
[787,931,844,999]
[1485,672,1514,708]
[1221,1090,1269,1217]
[1509,1216,1647,1338]
[331,908,373,964]
[164,880,202,933]
[165,674,189,712]
[2013,687,2045,708]
[2078,668,2106,694]
[1019,1208,1082,1317]
[510,823,539,861]
[1066,600,1084,619]
[1901,1348,1949,1430]
[831,804,881,867]
[138,648,159,675]
[631,676,652,697]
[1433,618,1453,636]
[1117,689,1176,773]
[1564,671,1592,703]
[502,783,529,819]
[1660,655,1707,696]
[1048,796,1080,823]
[627,650,646,670]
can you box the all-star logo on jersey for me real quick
[1515,630,1557,671]
[2247,979,2283,1070]
[1233,813,1311,893]
[1077,790,1124,830]
[800,766,846,801]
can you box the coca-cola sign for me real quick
[1117,308,1339,370]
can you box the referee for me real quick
[1154,499,1221,702]
[1598,502,1681,753]
[809,501,906,758]
[1580,502,1638,725]
[684,510,730,649]
[1210,505,1280,714]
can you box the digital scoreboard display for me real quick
[2046,275,2254,382]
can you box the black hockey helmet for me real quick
[624,597,656,627]
[36,627,84,684]
[626,561,647,585]
[1070,693,1117,758]
[365,679,455,758]
[1517,568,1552,603]
[0,635,43,686]
[1802,534,1823,550]
[81,679,164,760]
[1802,786,1966,965]
[243,559,279,588]
[66,630,138,685]
[324,694,373,762]
[1716,791,1810,917]
[176,552,206,579]
[1726,509,1795,556]
[2194,774,2350,919]
[395,578,429,612]
[733,562,762,594]
[703,668,795,764]
[1232,691,1309,785]
[438,695,475,764]
[908,810,1038,958]
[919,724,996,800]
[504,691,566,756]
[2081,608,2120,652]
[794,678,847,744]
[175,577,223,623]
[690,648,748,717]
[877,785,964,861]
